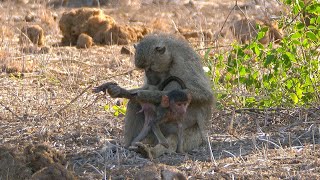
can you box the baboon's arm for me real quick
[93,82,143,99]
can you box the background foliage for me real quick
[207,0,320,109]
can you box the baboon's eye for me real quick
[155,46,166,54]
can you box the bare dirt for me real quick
[0,0,319,179]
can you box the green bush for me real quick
[207,0,320,109]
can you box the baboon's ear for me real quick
[155,46,166,54]
[133,44,137,49]
[161,95,170,108]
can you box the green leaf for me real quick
[286,79,293,89]
[239,66,247,76]
[253,45,260,56]
[292,39,301,45]
[257,27,268,40]
[104,105,110,111]
[290,93,299,104]
[291,32,302,39]
[296,22,304,29]
[296,86,303,99]
[264,54,275,67]
[306,31,318,41]
[285,52,296,62]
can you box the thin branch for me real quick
[54,85,93,117]
[0,101,23,120]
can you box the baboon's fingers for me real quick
[131,142,154,160]
[128,145,139,151]
[176,147,184,153]
[92,82,118,93]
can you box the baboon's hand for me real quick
[92,82,118,94]
[107,84,124,98]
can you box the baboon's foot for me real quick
[176,147,184,153]
[159,140,169,148]
[129,142,154,160]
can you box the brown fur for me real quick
[105,34,214,158]
[76,33,93,48]
[19,25,45,46]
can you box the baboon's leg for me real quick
[176,123,184,153]
[152,123,169,148]
[132,134,177,159]
[123,100,144,147]
[150,125,202,158]
[131,124,151,146]
[136,125,203,159]
[182,125,202,152]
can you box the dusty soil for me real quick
[0,0,319,179]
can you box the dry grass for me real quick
[0,0,319,179]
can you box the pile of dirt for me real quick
[59,8,150,47]
[0,146,33,180]
[0,144,77,180]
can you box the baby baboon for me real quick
[133,89,191,153]
[19,25,45,46]
[99,34,214,158]
[131,76,188,150]
[93,76,190,152]
[76,33,93,49]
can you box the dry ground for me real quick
[0,0,320,179]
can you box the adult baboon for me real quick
[107,34,214,158]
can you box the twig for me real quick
[235,107,286,113]
[53,68,136,117]
[196,45,232,51]
[202,0,238,50]
[0,101,23,120]
[92,68,136,84]
[54,85,93,117]
[282,0,313,30]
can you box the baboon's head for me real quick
[134,35,172,73]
